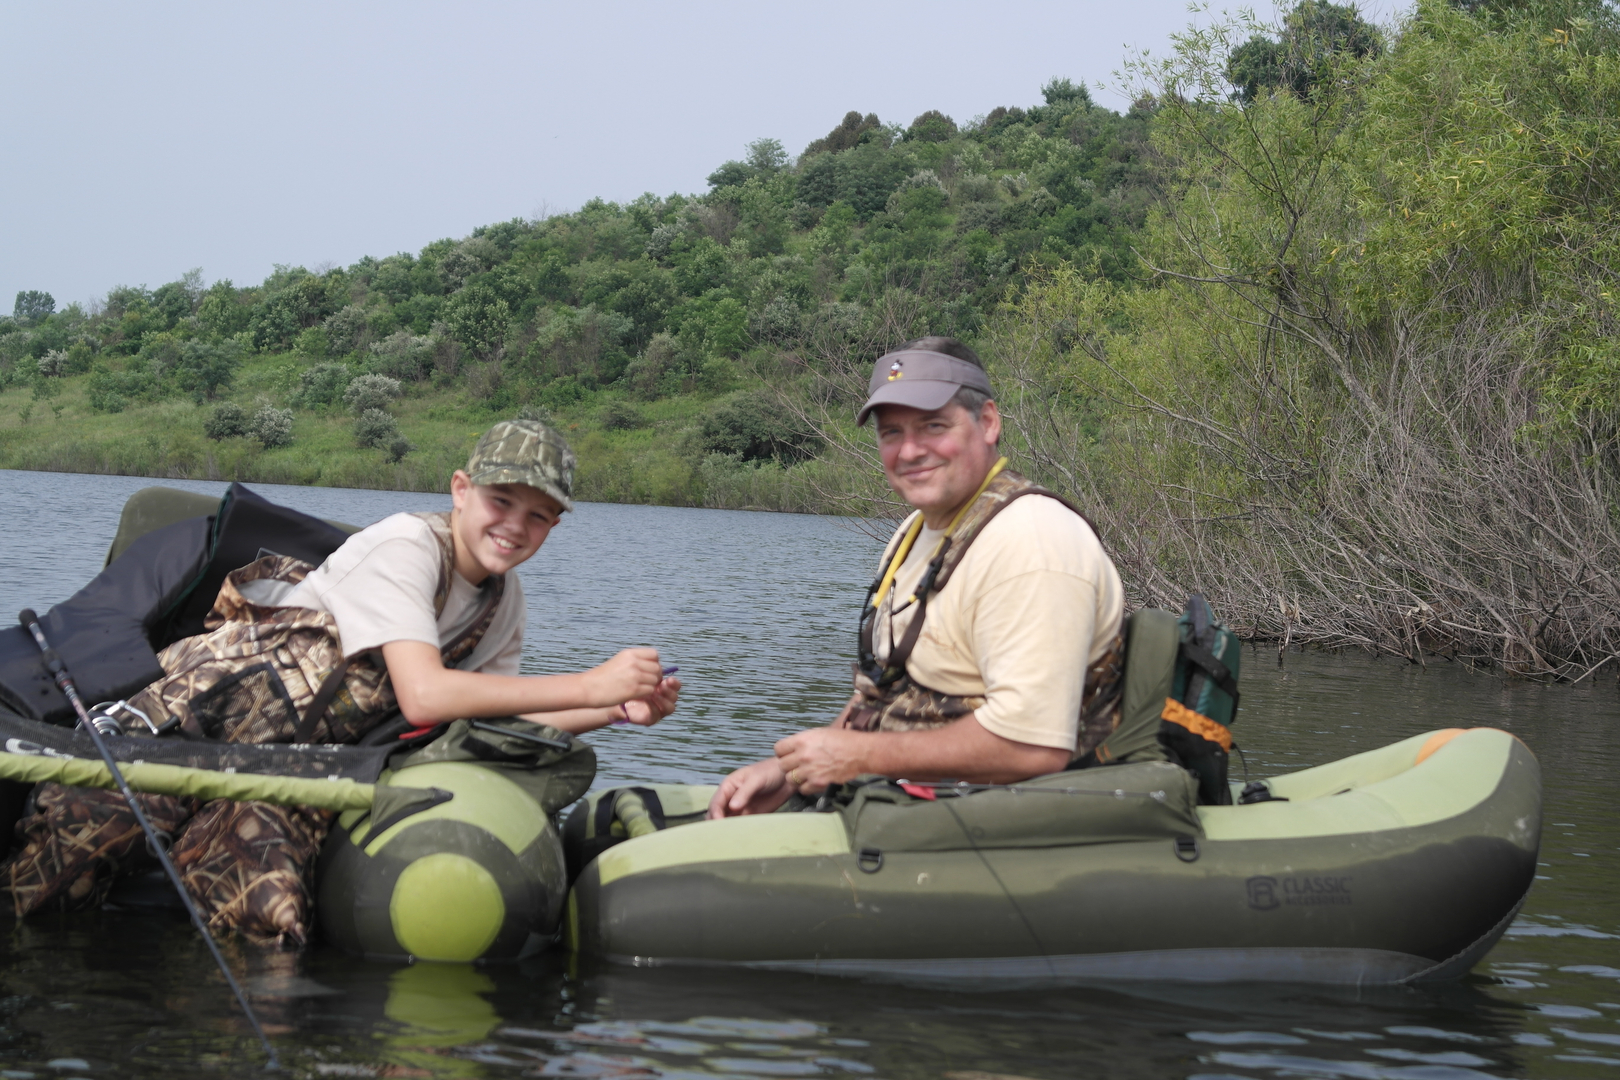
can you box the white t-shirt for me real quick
[280,513,524,675]
[873,494,1123,752]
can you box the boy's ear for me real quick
[450,470,472,509]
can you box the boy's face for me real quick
[449,471,565,581]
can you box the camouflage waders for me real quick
[5,511,506,945]
[848,469,1126,762]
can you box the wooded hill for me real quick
[0,76,1152,510]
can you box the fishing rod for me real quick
[18,610,279,1071]
[892,779,1171,801]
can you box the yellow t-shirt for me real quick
[872,494,1123,752]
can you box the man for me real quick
[710,337,1124,818]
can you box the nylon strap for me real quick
[294,658,352,744]
[1160,698,1233,751]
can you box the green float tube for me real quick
[317,719,594,962]
[565,727,1542,984]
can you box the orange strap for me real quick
[1161,698,1233,751]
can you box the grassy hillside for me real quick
[0,349,853,512]
[0,78,1152,517]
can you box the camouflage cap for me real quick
[465,419,577,511]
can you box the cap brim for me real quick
[465,466,574,512]
[856,379,963,426]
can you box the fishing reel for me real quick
[83,700,161,738]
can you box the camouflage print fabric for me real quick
[1075,632,1126,760]
[170,799,334,947]
[466,418,577,512]
[124,512,501,745]
[847,632,1125,747]
[6,510,506,939]
[6,785,196,916]
[847,469,1126,759]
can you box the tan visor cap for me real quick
[856,349,994,426]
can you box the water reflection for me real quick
[0,471,1616,1078]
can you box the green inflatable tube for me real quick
[0,751,383,810]
[565,728,1541,984]
[317,719,594,964]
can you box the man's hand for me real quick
[708,758,795,819]
[773,727,870,794]
[583,648,663,707]
[620,676,681,727]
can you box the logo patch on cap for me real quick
[887,360,903,382]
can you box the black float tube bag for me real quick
[0,483,355,724]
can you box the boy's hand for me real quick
[620,676,681,727]
[586,648,663,706]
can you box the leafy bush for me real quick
[537,375,588,410]
[204,401,247,440]
[294,326,330,359]
[297,362,352,408]
[63,341,94,375]
[366,331,436,381]
[804,111,883,155]
[86,364,153,413]
[324,304,370,355]
[598,399,645,430]
[443,284,511,361]
[354,408,401,449]
[524,304,632,385]
[699,391,818,464]
[249,405,295,448]
[343,373,403,415]
[751,297,801,342]
[36,350,67,377]
[384,434,414,463]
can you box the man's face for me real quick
[874,399,1002,525]
[450,472,564,580]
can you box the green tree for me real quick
[1226,0,1382,102]
[172,340,242,400]
[1040,78,1091,108]
[443,284,511,361]
[196,280,248,337]
[905,110,958,143]
[13,291,54,325]
[804,111,883,155]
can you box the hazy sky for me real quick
[3,1,1294,309]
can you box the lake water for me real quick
[0,469,1616,1080]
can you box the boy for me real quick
[6,418,678,942]
[283,417,681,731]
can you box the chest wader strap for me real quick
[294,657,353,744]
[856,464,1101,690]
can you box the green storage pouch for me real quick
[841,762,1201,854]
[388,718,596,815]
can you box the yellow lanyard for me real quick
[870,457,1009,613]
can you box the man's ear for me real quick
[979,400,1003,445]
[450,470,472,510]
